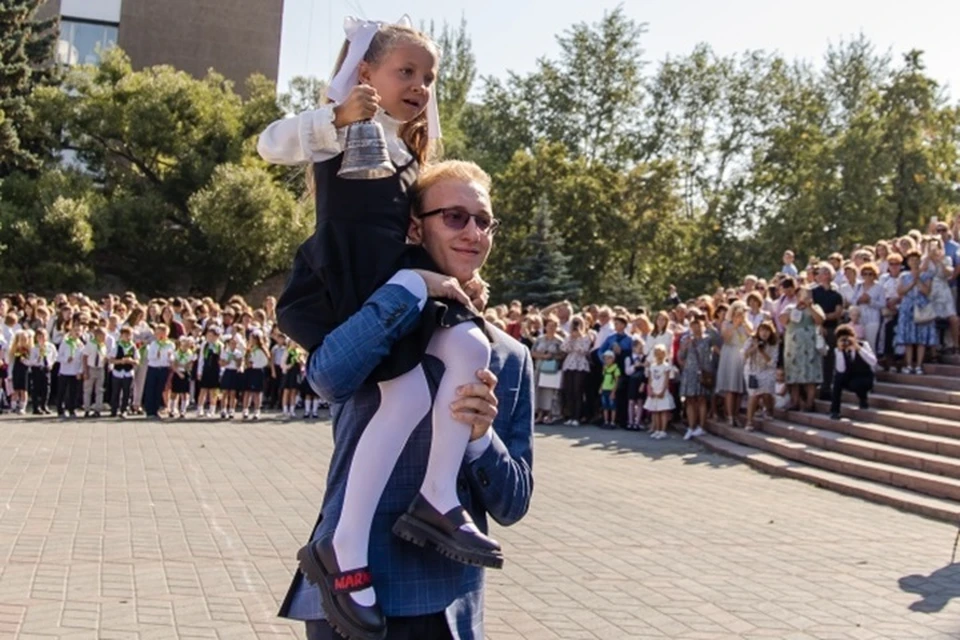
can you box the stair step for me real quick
[872,381,960,405]
[706,420,960,502]
[878,370,960,391]
[942,354,960,366]
[782,408,960,457]
[758,417,960,478]
[917,362,960,377]
[696,434,960,523]
[817,398,960,439]
[837,392,960,423]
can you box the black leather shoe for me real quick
[393,494,504,569]
[297,537,386,640]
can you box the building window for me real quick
[56,19,118,66]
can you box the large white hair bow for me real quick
[327,15,441,139]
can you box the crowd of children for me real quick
[0,292,328,420]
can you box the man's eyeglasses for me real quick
[419,207,501,236]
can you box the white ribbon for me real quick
[327,15,442,140]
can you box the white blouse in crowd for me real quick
[646,362,677,396]
[257,105,414,167]
[561,335,593,372]
[834,341,878,373]
[57,339,84,376]
[645,330,674,360]
[851,282,886,325]
[591,321,615,351]
[221,347,245,370]
[82,340,109,369]
[746,310,767,332]
[26,343,57,369]
[146,341,175,368]
[248,347,270,369]
[624,352,646,376]
[272,345,287,366]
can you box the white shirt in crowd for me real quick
[27,343,57,369]
[592,321,615,351]
[57,337,85,376]
[851,282,886,326]
[834,342,878,373]
[248,347,270,370]
[146,340,175,368]
[221,347,245,371]
[82,340,109,369]
[645,330,675,360]
[272,344,287,367]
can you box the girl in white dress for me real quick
[644,344,677,439]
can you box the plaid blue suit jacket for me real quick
[278,282,535,640]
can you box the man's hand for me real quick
[463,275,490,312]
[412,269,474,310]
[452,368,499,440]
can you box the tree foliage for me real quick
[0,0,58,176]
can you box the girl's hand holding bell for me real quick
[333,84,380,128]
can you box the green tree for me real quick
[428,17,477,159]
[190,163,310,298]
[501,196,580,306]
[31,47,299,294]
[279,75,326,114]
[0,0,58,176]
[0,169,98,289]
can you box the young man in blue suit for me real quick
[278,161,535,640]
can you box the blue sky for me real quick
[278,0,960,100]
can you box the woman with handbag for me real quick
[532,316,564,424]
[895,249,938,374]
[921,237,959,356]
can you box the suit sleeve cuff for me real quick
[464,428,493,462]
[386,270,427,311]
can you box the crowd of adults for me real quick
[478,218,959,435]
[1,219,957,434]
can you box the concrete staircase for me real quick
[697,354,960,523]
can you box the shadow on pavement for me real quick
[899,561,960,613]
[534,422,740,468]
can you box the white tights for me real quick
[331,323,491,606]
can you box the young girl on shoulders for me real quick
[257,17,499,637]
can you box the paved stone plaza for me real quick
[0,416,957,639]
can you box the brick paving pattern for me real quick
[0,416,957,639]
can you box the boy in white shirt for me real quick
[56,323,85,419]
[82,326,109,417]
[28,328,57,414]
[143,324,175,419]
[110,326,139,418]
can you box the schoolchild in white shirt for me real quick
[169,336,196,419]
[281,340,305,418]
[110,326,139,418]
[8,329,34,414]
[218,334,244,419]
[56,322,85,419]
[196,326,223,418]
[269,331,287,410]
[28,328,57,414]
[241,331,270,420]
[81,326,109,417]
[143,324,175,418]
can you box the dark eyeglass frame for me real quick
[419,207,501,236]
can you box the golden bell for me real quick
[337,120,396,180]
